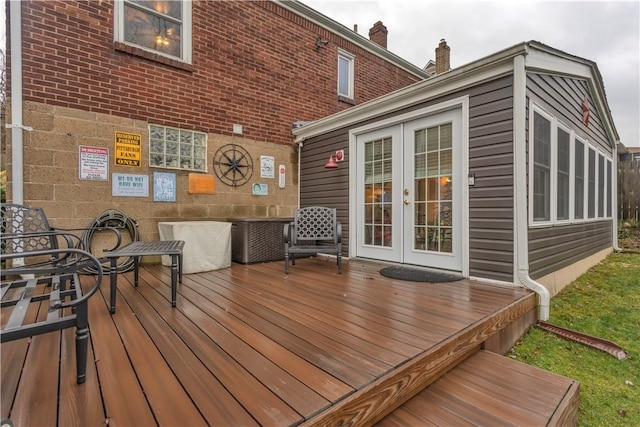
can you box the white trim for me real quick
[295,47,520,141]
[348,96,470,276]
[528,103,615,228]
[513,54,550,320]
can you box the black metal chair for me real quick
[283,206,342,274]
[0,203,119,384]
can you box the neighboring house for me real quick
[617,142,640,221]
[618,143,640,163]
[4,0,429,238]
[293,41,620,319]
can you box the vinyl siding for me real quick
[526,72,614,279]
[300,75,515,281]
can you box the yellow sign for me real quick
[114,131,142,167]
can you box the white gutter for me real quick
[513,53,550,321]
[9,0,28,205]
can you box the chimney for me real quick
[435,39,450,74]
[369,21,388,49]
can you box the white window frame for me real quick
[573,135,587,220]
[529,103,613,227]
[114,0,192,64]
[337,49,355,99]
[149,124,207,172]
[556,124,571,222]
[529,107,554,225]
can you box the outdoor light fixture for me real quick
[324,150,344,169]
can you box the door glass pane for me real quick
[414,123,454,253]
[364,137,393,247]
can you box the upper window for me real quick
[337,50,355,99]
[115,0,192,63]
[529,104,612,225]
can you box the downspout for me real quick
[296,139,303,208]
[8,0,30,205]
[513,52,550,321]
[612,143,622,252]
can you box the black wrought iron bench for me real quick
[1,204,120,384]
[283,206,342,274]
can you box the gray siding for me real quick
[300,75,516,281]
[529,222,612,280]
[526,73,614,279]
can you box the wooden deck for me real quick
[1,256,576,426]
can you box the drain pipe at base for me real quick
[513,53,550,321]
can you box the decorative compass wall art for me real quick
[212,144,253,187]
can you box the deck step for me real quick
[377,350,580,427]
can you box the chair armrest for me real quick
[283,222,294,244]
[336,221,342,243]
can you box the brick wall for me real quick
[11,1,421,144]
[6,0,423,240]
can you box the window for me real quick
[337,50,355,99]
[606,159,612,217]
[588,148,596,219]
[574,138,585,219]
[115,0,192,63]
[598,154,605,217]
[149,124,207,171]
[533,112,551,221]
[530,104,613,225]
[557,128,570,220]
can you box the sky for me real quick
[304,0,640,147]
[1,1,638,147]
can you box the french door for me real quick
[355,108,463,271]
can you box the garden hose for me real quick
[81,209,140,274]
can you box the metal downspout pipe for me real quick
[513,53,550,321]
[9,1,27,205]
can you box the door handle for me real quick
[404,199,411,205]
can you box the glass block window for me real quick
[149,124,207,171]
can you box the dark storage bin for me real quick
[228,217,292,264]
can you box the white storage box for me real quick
[158,221,231,273]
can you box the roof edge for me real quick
[272,0,430,79]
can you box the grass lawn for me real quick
[509,250,640,426]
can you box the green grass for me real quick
[509,252,640,426]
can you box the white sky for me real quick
[304,0,640,147]
[1,1,638,147]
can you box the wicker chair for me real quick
[283,206,342,274]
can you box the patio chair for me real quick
[283,206,342,274]
[1,203,121,384]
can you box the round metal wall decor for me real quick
[212,144,253,187]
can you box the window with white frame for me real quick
[587,147,596,219]
[337,50,355,99]
[606,159,612,217]
[114,0,192,63]
[149,124,207,171]
[598,153,605,218]
[574,138,585,219]
[530,104,612,225]
[557,127,570,220]
[532,111,551,222]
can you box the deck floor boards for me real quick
[0,256,574,426]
